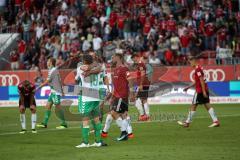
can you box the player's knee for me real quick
[19,107,25,113]
[142,99,147,103]
[191,105,197,111]
[82,119,89,126]
[110,111,118,120]
[30,106,36,113]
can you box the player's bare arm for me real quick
[36,79,49,90]
[127,71,135,102]
[199,77,207,97]
[82,62,102,77]
[183,82,196,91]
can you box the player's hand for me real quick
[183,87,188,92]
[80,65,89,71]
[19,105,25,110]
[138,85,143,91]
[203,92,208,98]
[82,71,90,77]
[30,105,36,110]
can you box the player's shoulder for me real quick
[18,82,23,88]
[195,65,203,72]
[121,64,129,71]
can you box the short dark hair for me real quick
[83,54,93,65]
[115,53,124,61]
[48,57,56,66]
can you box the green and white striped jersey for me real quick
[75,64,105,102]
[47,67,63,96]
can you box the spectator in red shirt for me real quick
[109,9,118,28]
[88,0,97,12]
[17,38,26,63]
[217,26,227,48]
[167,14,177,32]
[117,12,125,39]
[23,0,31,11]
[14,0,22,15]
[143,18,151,36]
[180,30,191,55]
[139,9,146,25]
[165,48,174,65]
[10,48,20,70]
[204,22,215,50]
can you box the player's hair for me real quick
[48,57,56,66]
[115,53,124,63]
[83,54,93,65]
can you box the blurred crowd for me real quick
[0,0,240,70]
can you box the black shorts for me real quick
[110,96,128,113]
[192,92,210,105]
[19,95,36,108]
[137,86,149,99]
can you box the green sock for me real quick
[81,125,90,144]
[43,110,51,125]
[58,109,67,126]
[93,122,102,143]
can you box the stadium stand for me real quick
[0,0,240,70]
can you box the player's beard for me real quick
[111,61,117,67]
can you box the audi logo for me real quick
[190,69,225,81]
[0,74,20,86]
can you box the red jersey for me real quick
[143,22,151,35]
[18,81,35,96]
[112,65,129,98]
[10,53,19,62]
[132,62,150,86]
[194,65,208,93]
[18,40,26,54]
[167,19,177,31]
[15,0,22,6]
[205,23,215,37]
[180,35,191,48]
[139,13,146,25]
[117,15,125,29]
[24,0,31,10]
[218,28,227,41]
[89,1,97,11]
[160,20,167,31]
[109,11,118,27]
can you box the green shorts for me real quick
[48,93,61,105]
[78,96,100,118]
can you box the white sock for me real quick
[116,117,123,131]
[208,108,218,122]
[135,98,144,115]
[116,117,127,132]
[121,119,128,132]
[185,111,196,123]
[144,102,150,116]
[127,116,133,134]
[103,114,113,132]
[20,114,26,130]
[31,113,37,129]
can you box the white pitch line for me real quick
[0,114,239,136]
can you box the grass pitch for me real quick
[0,104,239,160]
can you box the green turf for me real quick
[0,104,240,160]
